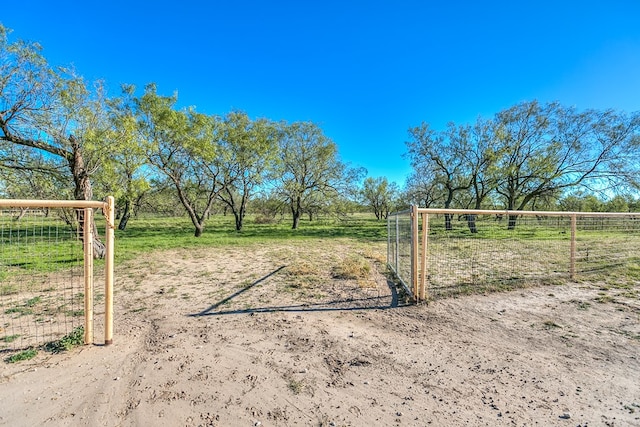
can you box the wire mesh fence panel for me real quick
[575,216,640,283]
[388,207,640,301]
[387,210,412,293]
[0,208,89,355]
[423,214,574,298]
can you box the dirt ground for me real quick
[1,240,639,427]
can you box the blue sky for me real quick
[3,1,640,185]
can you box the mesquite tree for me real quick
[493,101,640,229]
[0,25,109,257]
[360,176,398,220]
[406,122,473,230]
[275,121,347,229]
[135,84,233,237]
[216,111,279,231]
[406,101,640,230]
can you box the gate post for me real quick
[395,213,399,274]
[420,211,429,301]
[411,205,419,299]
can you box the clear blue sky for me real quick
[3,1,640,185]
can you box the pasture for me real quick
[1,213,639,426]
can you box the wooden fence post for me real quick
[420,212,429,301]
[83,207,94,345]
[570,214,577,280]
[104,196,115,345]
[411,205,419,299]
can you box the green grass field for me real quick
[113,213,388,262]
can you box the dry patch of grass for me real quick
[333,254,370,280]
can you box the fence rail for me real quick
[388,206,640,301]
[0,197,114,356]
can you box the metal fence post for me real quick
[395,213,399,274]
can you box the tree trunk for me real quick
[444,189,454,231]
[233,210,243,231]
[507,214,518,230]
[13,207,27,221]
[291,199,301,229]
[69,136,106,259]
[118,200,131,231]
[444,213,453,231]
[229,192,248,231]
[467,214,478,233]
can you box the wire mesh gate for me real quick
[388,206,640,302]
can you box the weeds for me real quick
[5,348,37,363]
[4,325,84,363]
[595,293,615,304]
[2,334,19,343]
[287,378,306,395]
[25,296,41,307]
[0,284,19,295]
[571,300,591,310]
[43,326,84,354]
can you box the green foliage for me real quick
[287,378,305,395]
[134,84,233,236]
[4,306,32,316]
[361,176,398,219]
[4,296,42,316]
[25,296,41,307]
[2,334,20,343]
[406,101,640,215]
[43,326,84,353]
[275,121,360,229]
[5,348,37,363]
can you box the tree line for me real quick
[2,25,639,242]
[0,25,365,241]
[402,101,640,230]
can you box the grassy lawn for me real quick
[113,213,388,261]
